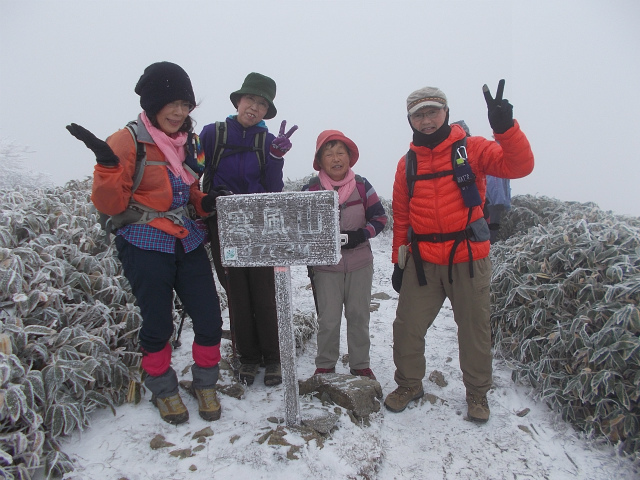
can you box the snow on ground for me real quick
[59,233,638,480]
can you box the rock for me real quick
[229,435,240,444]
[428,370,448,387]
[298,373,383,419]
[516,407,530,417]
[420,393,447,406]
[268,426,291,447]
[287,445,301,460]
[371,292,391,300]
[257,430,272,445]
[216,382,245,399]
[193,445,205,452]
[189,465,197,471]
[169,448,193,459]
[149,434,174,450]
[267,417,285,424]
[192,427,214,440]
[301,413,339,435]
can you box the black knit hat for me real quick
[135,62,196,116]
[230,72,277,119]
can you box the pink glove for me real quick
[270,120,298,158]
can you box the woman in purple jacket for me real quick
[200,72,297,387]
[304,130,387,380]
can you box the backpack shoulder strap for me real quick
[450,137,467,169]
[124,121,147,193]
[212,121,228,173]
[255,130,267,188]
[206,121,268,190]
[405,149,417,199]
[202,121,227,193]
[405,138,470,200]
[354,174,367,207]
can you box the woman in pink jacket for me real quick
[303,130,387,380]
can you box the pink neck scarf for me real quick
[140,112,193,185]
[318,168,356,205]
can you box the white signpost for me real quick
[216,191,341,426]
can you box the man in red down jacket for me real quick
[384,80,534,422]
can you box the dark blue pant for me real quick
[115,237,222,352]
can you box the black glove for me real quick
[341,229,366,249]
[66,123,120,166]
[201,185,233,213]
[392,264,404,293]
[482,79,514,134]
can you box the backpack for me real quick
[202,121,267,193]
[98,120,198,237]
[405,137,481,206]
[403,137,489,285]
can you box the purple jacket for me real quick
[200,116,284,194]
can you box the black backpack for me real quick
[202,121,267,193]
[405,137,481,206]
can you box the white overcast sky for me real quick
[2,0,639,216]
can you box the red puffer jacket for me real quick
[92,122,208,237]
[392,121,534,265]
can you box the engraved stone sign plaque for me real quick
[215,190,340,426]
[216,190,341,267]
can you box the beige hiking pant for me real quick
[393,255,493,395]
[314,264,374,370]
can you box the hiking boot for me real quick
[151,393,189,425]
[350,368,377,380]
[189,385,221,421]
[313,367,336,375]
[264,363,282,387]
[466,392,490,423]
[237,363,259,386]
[384,385,424,413]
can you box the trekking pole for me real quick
[172,310,187,349]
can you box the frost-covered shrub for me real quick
[491,196,640,458]
[0,179,136,479]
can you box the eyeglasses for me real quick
[243,95,269,111]
[167,100,195,112]
[410,109,442,121]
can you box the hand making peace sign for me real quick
[482,79,514,134]
[270,120,299,158]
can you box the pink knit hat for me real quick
[313,130,359,171]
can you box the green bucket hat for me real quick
[230,72,277,119]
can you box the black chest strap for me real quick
[411,207,475,285]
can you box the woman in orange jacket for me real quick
[67,62,227,426]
